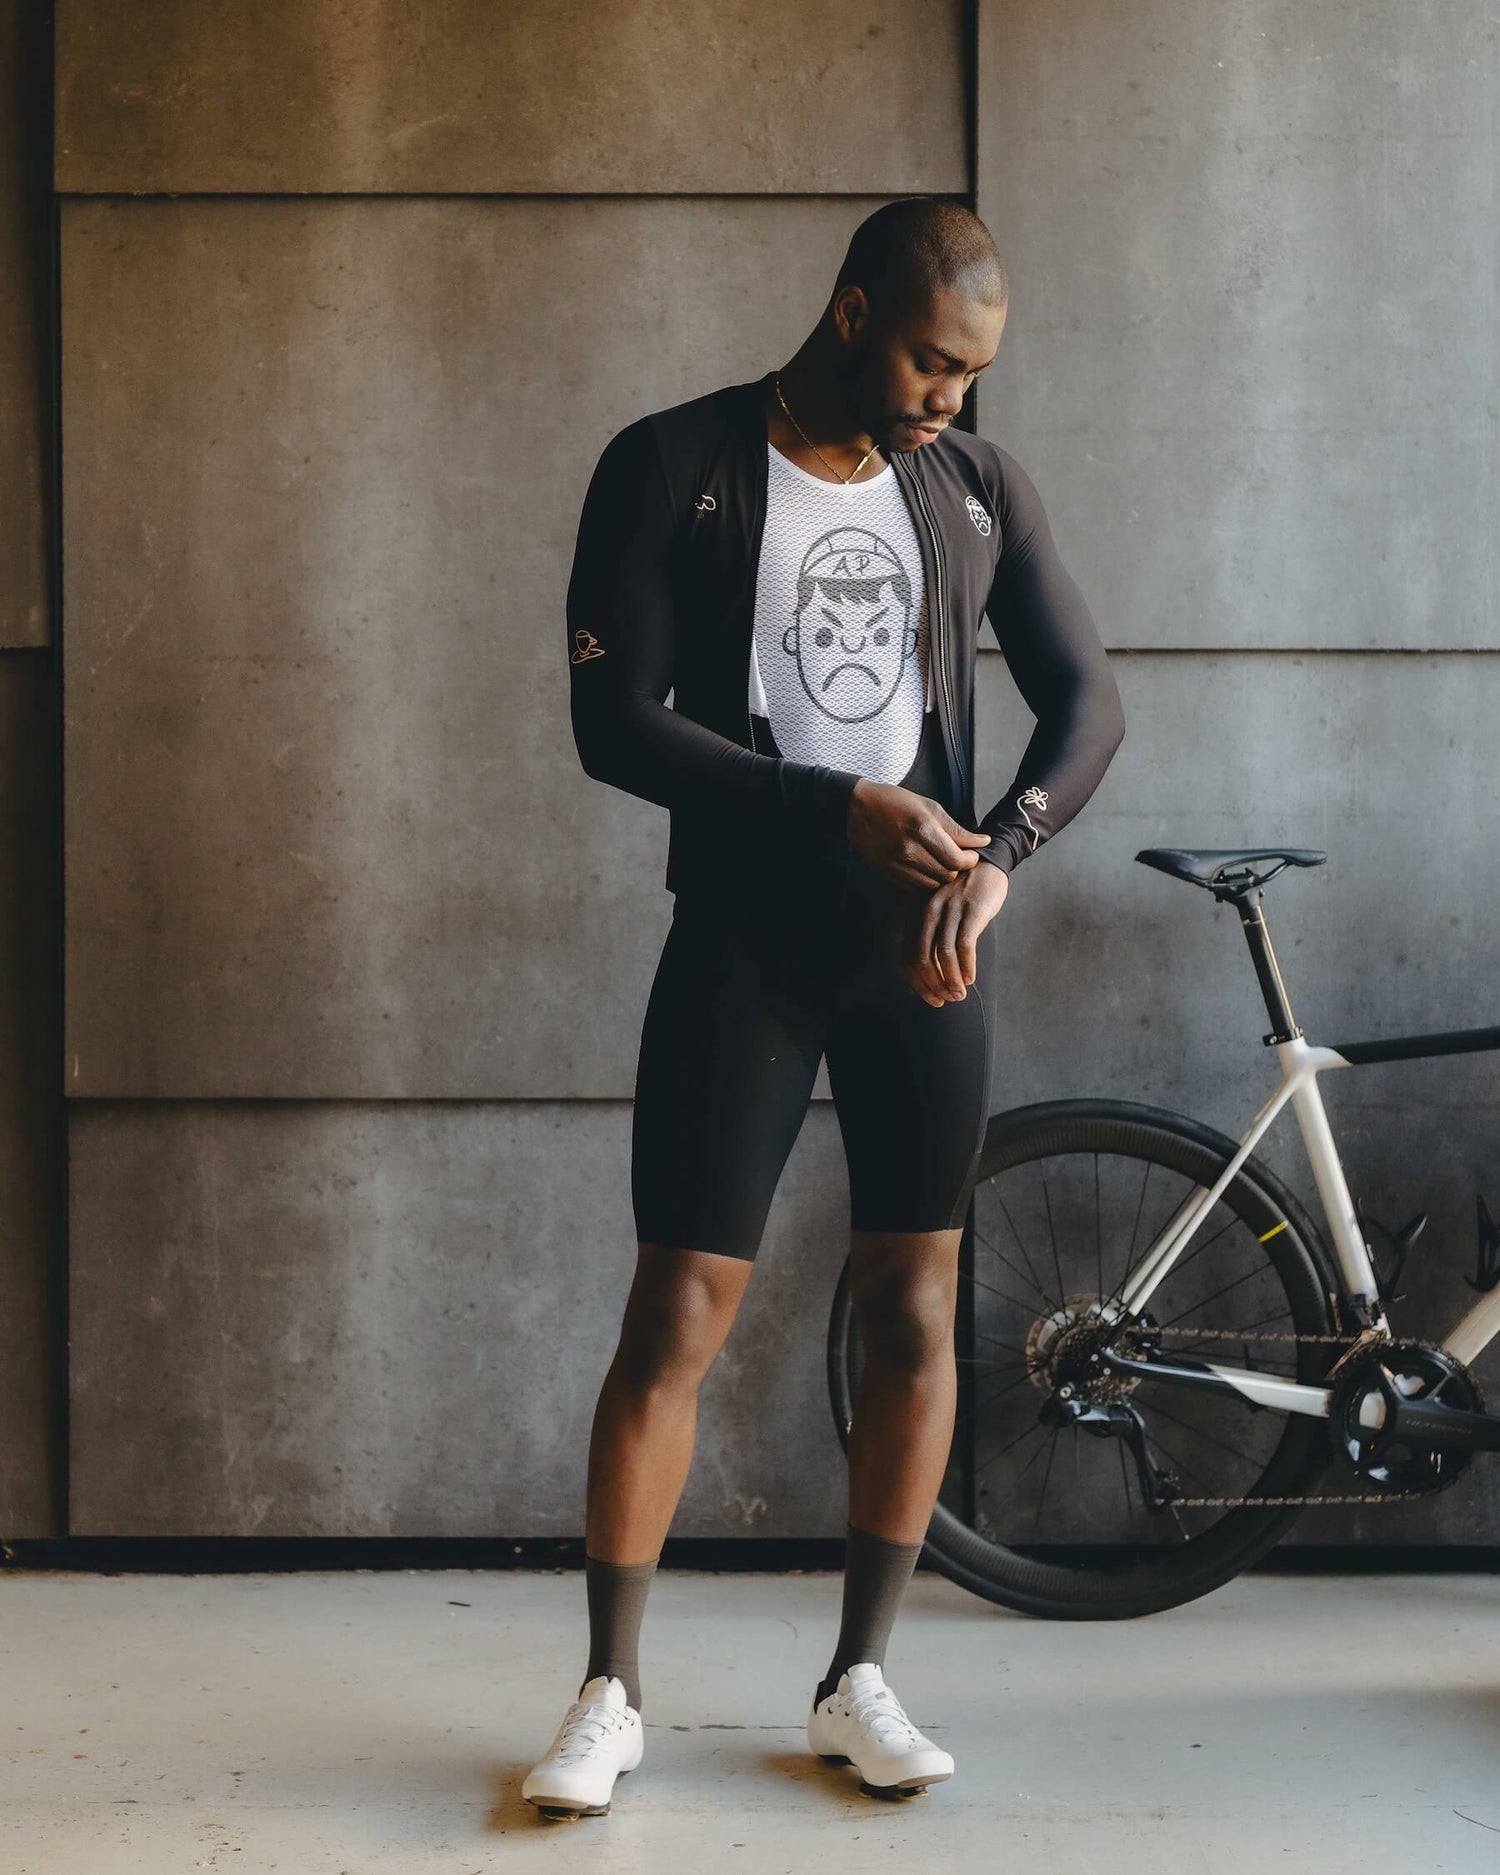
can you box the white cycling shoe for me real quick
[521,1673,644,1819]
[806,1661,955,1798]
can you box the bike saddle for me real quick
[1135,847,1327,896]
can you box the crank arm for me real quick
[1362,1380,1500,1455]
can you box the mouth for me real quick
[822,662,880,691]
[902,420,944,442]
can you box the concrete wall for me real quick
[0,0,1493,1543]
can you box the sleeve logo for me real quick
[965,494,993,535]
[570,628,607,663]
[1016,786,1048,849]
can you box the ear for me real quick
[782,622,799,656]
[830,283,869,348]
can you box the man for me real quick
[524,198,1125,1818]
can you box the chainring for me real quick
[1329,1339,1485,1499]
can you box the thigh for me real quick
[630,894,829,1263]
[823,907,1001,1236]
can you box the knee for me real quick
[614,1264,738,1393]
[854,1263,956,1374]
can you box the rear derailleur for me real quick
[1040,1391,1183,1512]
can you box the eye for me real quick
[873,626,890,646]
[815,626,834,648]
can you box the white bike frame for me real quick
[1114,1033,1500,1422]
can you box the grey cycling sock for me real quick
[814,1522,924,1706]
[581,1553,658,1713]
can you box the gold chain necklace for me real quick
[773,374,880,484]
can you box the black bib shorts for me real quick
[630,709,1002,1261]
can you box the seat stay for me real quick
[1116,1069,1298,1319]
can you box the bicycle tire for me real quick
[826,1097,1341,1619]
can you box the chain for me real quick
[1150,1326,1355,1343]
[773,375,881,483]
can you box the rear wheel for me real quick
[826,1099,1340,1618]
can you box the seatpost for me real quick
[1229,888,1302,1046]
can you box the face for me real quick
[834,280,1006,452]
[784,526,916,723]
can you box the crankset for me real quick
[1330,1341,1494,1497]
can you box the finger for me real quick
[890,855,954,890]
[915,890,947,995]
[928,901,964,1000]
[911,814,985,876]
[905,961,945,1007]
[956,909,979,987]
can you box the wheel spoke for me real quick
[1156,1260,1275,1329]
[1031,1431,1061,1527]
[971,1414,1047,1479]
[972,1221,1056,1310]
[989,1187,1063,1314]
[1143,1397,1265,1472]
[965,1269,1047,1319]
[1038,1159,1067,1309]
[950,1368,1037,1426]
[1094,1151,1104,1303]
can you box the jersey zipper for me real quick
[896,457,966,813]
[745,429,770,757]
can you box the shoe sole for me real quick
[523,1758,636,1820]
[527,1797,610,1820]
[817,1751,952,1798]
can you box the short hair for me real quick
[833,198,1008,323]
[797,567,912,614]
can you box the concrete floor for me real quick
[0,1567,1498,1871]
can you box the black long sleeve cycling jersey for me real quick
[566,369,1125,903]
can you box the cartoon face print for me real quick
[781,526,919,724]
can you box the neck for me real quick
[767,329,880,474]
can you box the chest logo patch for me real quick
[781,526,918,724]
[965,495,993,536]
[570,628,606,663]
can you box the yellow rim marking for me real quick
[1257,1220,1288,1242]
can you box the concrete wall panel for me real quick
[56,0,966,197]
[975,0,1500,650]
[68,1099,853,1538]
[62,195,889,1099]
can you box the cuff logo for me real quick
[1016,785,1048,849]
[571,628,607,663]
[965,495,993,535]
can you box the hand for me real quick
[904,857,1010,1008]
[847,777,993,889]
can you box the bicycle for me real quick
[825,846,1500,1619]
